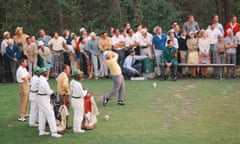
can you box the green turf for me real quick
[0,78,240,144]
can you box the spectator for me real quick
[62,29,72,65]
[123,48,148,79]
[166,30,179,49]
[48,32,67,77]
[215,36,226,79]
[183,15,200,35]
[88,32,103,79]
[98,32,112,77]
[139,28,153,58]
[152,26,167,77]
[178,29,188,76]
[160,40,178,81]
[125,29,139,51]
[70,33,78,71]
[206,23,223,77]
[235,25,240,66]
[111,29,126,68]
[224,15,239,37]
[1,31,12,82]
[13,27,29,46]
[210,15,224,35]
[23,37,38,75]
[38,41,53,79]
[38,29,51,46]
[187,31,199,78]
[198,30,210,78]
[224,29,238,78]
[6,39,22,82]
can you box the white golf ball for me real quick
[153,82,157,88]
[104,115,109,121]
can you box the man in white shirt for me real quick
[48,32,67,77]
[112,29,126,68]
[37,67,62,138]
[29,67,40,127]
[123,49,148,78]
[16,58,31,121]
[206,23,223,76]
[139,29,153,59]
[70,69,87,133]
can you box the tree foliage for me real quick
[0,0,239,38]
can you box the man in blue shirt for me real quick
[6,39,22,82]
[161,40,178,81]
[152,26,167,77]
[123,48,148,79]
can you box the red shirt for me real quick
[224,22,239,37]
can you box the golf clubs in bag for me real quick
[82,90,99,130]
[50,93,69,133]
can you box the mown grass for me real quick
[0,78,240,144]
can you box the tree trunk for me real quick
[133,0,142,24]
[223,0,233,23]
[58,0,64,32]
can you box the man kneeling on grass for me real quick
[160,40,178,81]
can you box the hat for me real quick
[38,41,44,46]
[189,31,195,35]
[72,69,83,76]
[128,48,135,53]
[89,32,96,36]
[3,31,9,37]
[103,51,111,57]
[39,67,47,74]
[15,27,23,33]
[71,33,75,38]
[33,67,40,73]
[227,28,233,33]
[79,27,86,33]
[141,28,147,34]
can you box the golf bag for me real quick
[82,91,99,130]
[50,93,69,133]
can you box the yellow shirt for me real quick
[104,51,122,75]
[56,72,70,96]
[98,37,112,52]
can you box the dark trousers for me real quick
[123,63,142,78]
[113,49,125,69]
[160,62,178,77]
[3,55,12,82]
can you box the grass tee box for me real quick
[0,79,240,144]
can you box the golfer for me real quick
[70,69,87,133]
[102,51,125,106]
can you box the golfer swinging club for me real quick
[102,51,125,106]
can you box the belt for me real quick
[72,96,82,99]
[140,46,148,49]
[38,93,47,96]
[30,90,38,93]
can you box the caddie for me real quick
[70,69,87,133]
[37,67,62,138]
[29,67,40,127]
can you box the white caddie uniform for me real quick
[37,75,57,133]
[70,79,87,132]
[29,75,39,125]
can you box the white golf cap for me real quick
[79,27,86,33]
[38,41,44,46]
[3,31,9,36]
[103,51,111,57]
[227,28,233,33]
